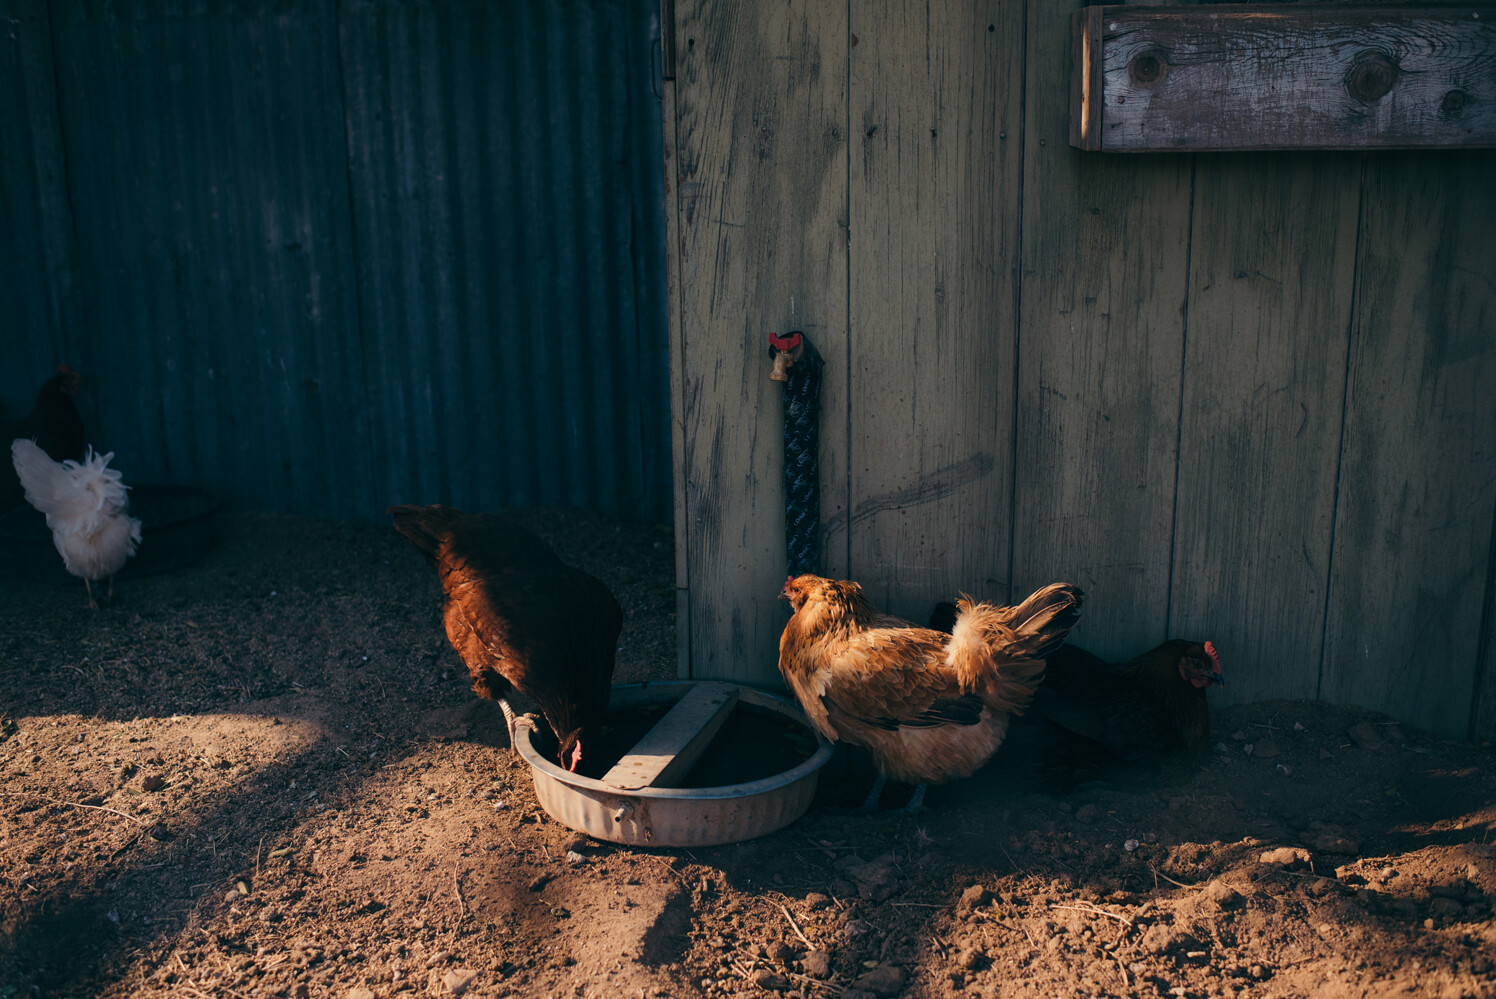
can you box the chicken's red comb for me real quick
[768,331,802,351]
[1204,640,1222,673]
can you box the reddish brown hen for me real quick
[390,504,621,773]
[779,575,1082,812]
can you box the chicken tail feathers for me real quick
[1000,582,1085,660]
[945,582,1084,715]
[12,438,130,524]
[388,503,463,566]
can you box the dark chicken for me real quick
[780,575,1083,812]
[933,599,1225,787]
[2,366,85,511]
[1032,639,1224,786]
[390,505,622,773]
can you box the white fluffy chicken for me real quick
[11,438,142,608]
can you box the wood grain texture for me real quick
[663,71,693,680]
[1321,152,1496,739]
[0,0,77,420]
[1168,154,1361,705]
[669,0,849,684]
[1011,0,1193,660]
[844,0,1022,621]
[1074,5,1496,152]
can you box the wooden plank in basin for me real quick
[602,682,740,790]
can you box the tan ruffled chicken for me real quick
[778,574,1083,812]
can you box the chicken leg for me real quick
[84,578,98,611]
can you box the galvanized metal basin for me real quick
[510,681,834,847]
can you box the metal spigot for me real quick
[768,331,804,382]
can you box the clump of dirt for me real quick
[1,509,1492,999]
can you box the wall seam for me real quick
[1006,0,1030,606]
[843,0,854,576]
[1164,155,1197,637]
[1315,153,1369,702]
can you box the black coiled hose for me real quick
[770,331,823,577]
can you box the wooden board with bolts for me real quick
[1070,5,1496,151]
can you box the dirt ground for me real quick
[2,509,1493,999]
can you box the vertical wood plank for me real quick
[1011,0,1193,657]
[1169,154,1361,704]
[1323,152,1496,739]
[671,0,849,684]
[662,60,692,679]
[844,1,1023,621]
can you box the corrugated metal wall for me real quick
[1,0,670,523]
[1,1,75,413]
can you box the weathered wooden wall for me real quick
[1,0,671,523]
[665,0,1496,741]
